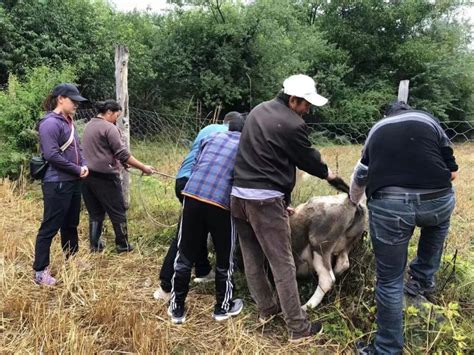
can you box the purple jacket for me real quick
[38,111,86,182]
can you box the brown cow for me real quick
[290,193,367,309]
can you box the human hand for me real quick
[451,171,458,181]
[80,166,89,178]
[287,206,296,216]
[326,167,337,181]
[141,165,156,175]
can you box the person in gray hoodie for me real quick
[33,83,89,286]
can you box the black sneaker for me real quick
[212,298,244,321]
[168,303,186,324]
[288,321,323,343]
[356,341,375,355]
[404,276,435,297]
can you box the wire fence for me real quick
[75,107,474,146]
[75,107,473,231]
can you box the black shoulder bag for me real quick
[29,124,75,180]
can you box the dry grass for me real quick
[1,143,473,353]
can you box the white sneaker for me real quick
[193,269,215,283]
[153,286,171,302]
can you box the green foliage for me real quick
[1,0,472,122]
[0,65,76,177]
[0,0,116,99]
[0,0,473,170]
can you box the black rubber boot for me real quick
[89,220,105,252]
[112,222,134,253]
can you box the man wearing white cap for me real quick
[230,74,338,342]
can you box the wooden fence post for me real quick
[398,80,410,103]
[115,45,130,208]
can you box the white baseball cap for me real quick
[283,74,328,106]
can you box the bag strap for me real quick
[60,124,75,152]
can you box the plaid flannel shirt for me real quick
[182,131,241,210]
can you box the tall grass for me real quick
[1,143,472,353]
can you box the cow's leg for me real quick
[302,251,335,310]
[295,245,312,277]
[334,251,350,276]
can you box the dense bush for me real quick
[0,0,472,176]
[0,66,76,177]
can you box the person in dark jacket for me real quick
[82,100,155,253]
[351,101,458,355]
[33,83,89,286]
[230,74,339,342]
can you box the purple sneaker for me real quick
[35,268,57,286]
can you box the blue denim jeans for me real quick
[368,190,455,355]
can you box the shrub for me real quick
[0,65,76,177]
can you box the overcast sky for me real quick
[109,0,473,23]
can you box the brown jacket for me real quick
[82,117,131,174]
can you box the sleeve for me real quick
[440,146,458,172]
[437,126,458,172]
[349,160,369,204]
[349,144,370,204]
[191,135,210,173]
[40,119,81,176]
[287,123,328,179]
[75,128,86,166]
[106,126,131,163]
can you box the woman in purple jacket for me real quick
[33,83,89,286]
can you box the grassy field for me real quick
[1,143,472,353]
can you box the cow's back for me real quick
[290,194,366,254]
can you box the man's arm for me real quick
[287,123,329,179]
[349,160,369,204]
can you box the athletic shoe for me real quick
[212,298,244,321]
[153,286,171,302]
[288,321,323,343]
[34,268,56,286]
[168,303,186,324]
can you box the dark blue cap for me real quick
[52,83,87,102]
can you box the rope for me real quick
[126,168,179,228]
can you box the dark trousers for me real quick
[33,180,81,271]
[170,197,236,311]
[159,177,211,292]
[231,195,311,338]
[82,172,127,224]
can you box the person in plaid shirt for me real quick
[168,114,245,324]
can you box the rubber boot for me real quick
[89,220,105,252]
[113,221,134,253]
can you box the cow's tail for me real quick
[327,176,350,194]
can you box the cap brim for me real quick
[305,93,328,106]
[69,94,88,102]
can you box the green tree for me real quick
[0,65,76,177]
